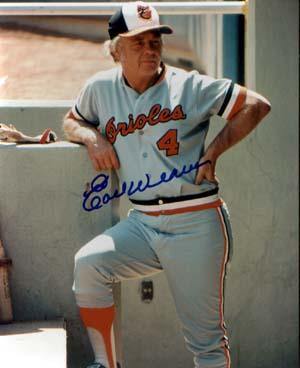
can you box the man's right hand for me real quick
[84,134,120,171]
[63,110,120,172]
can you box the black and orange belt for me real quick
[129,188,222,216]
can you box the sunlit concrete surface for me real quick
[0,320,66,368]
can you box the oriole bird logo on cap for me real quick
[137,5,152,20]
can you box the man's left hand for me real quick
[195,156,219,185]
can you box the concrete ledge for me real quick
[0,100,73,107]
[0,141,121,368]
[0,319,66,368]
[0,141,80,149]
[0,101,72,140]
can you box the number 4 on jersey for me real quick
[156,129,179,156]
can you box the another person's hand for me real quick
[0,123,25,142]
[85,134,120,171]
[195,156,219,185]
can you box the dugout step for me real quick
[0,319,66,368]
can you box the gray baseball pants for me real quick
[73,202,233,368]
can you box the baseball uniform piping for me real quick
[218,82,234,117]
[216,207,231,368]
[220,84,246,121]
[72,105,99,127]
[227,86,247,121]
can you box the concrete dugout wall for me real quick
[0,141,122,368]
[221,1,298,367]
[0,1,298,368]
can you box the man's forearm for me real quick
[63,117,100,146]
[63,114,120,170]
[205,101,271,161]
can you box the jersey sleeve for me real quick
[195,74,247,121]
[71,81,100,127]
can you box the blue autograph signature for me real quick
[82,160,211,212]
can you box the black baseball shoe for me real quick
[86,363,121,368]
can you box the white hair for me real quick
[103,36,121,63]
[103,33,164,63]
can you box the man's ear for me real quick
[111,52,119,63]
[112,51,120,63]
[112,39,122,63]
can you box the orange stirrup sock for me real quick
[80,306,117,368]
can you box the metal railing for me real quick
[0,2,246,16]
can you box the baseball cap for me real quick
[108,1,173,40]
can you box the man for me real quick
[63,2,271,368]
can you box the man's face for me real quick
[117,31,163,79]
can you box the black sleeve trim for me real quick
[217,82,234,117]
[75,105,99,127]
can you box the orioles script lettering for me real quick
[105,104,186,144]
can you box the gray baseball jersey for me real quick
[72,64,244,201]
